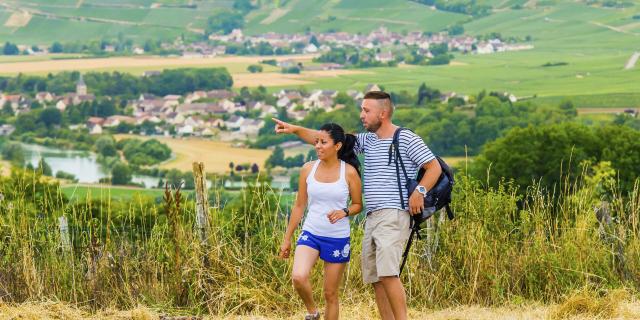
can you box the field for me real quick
[114,134,272,173]
[0,54,317,75]
[243,0,468,35]
[60,183,168,201]
[2,2,640,106]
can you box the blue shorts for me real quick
[296,230,351,263]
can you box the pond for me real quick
[21,143,161,188]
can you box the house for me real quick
[225,115,246,129]
[185,91,208,103]
[87,117,105,126]
[375,52,395,63]
[88,123,103,135]
[219,99,235,111]
[207,89,236,100]
[210,118,225,128]
[177,124,194,136]
[142,71,161,77]
[304,43,318,53]
[71,93,96,106]
[103,115,136,127]
[440,92,457,103]
[176,103,221,115]
[476,42,494,54]
[35,92,54,104]
[239,119,265,135]
[55,99,68,112]
[364,84,381,92]
[259,104,278,117]
[139,93,157,101]
[0,124,15,136]
[86,117,104,135]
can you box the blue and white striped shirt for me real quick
[355,130,435,213]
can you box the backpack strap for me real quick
[388,127,410,210]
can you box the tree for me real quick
[2,102,13,116]
[469,123,640,194]
[289,170,300,191]
[310,35,320,47]
[251,163,259,174]
[2,42,19,55]
[247,64,263,73]
[111,163,132,185]
[1,142,25,166]
[50,42,64,53]
[95,136,117,157]
[37,157,52,176]
[207,11,244,35]
[233,0,255,14]
[15,113,37,133]
[266,146,285,168]
[447,24,464,36]
[39,108,63,127]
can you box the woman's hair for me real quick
[319,123,360,176]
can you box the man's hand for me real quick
[273,118,297,135]
[408,190,425,215]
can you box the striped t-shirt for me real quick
[354,129,435,213]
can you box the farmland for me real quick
[114,134,272,173]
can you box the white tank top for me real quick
[302,160,350,238]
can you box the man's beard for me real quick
[364,119,381,133]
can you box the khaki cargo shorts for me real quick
[361,208,411,284]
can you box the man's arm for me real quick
[418,159,442,191]
[272,118,319,145]
[408,159,442,215]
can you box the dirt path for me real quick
[2,300,640,319]
[624,52,640,70]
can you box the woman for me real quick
[279,123,362,320]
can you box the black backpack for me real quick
[387,127,454,274]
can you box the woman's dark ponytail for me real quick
[319,123,361,176]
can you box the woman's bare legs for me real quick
[292,245,320,314]
[323,261,347,320]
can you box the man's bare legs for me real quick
[373,276,407,320]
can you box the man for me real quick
[274,91,441,320]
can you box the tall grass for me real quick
[0,165,638,316]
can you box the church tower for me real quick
[76,74,87,96]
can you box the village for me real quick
[8,26,533,62]
[0,75,384,142]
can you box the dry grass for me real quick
[0,54,318,75]
[2,298,639,320]
[114,135,271,173]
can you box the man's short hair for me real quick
[363,91,394,115]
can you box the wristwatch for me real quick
[416,185,428,197]
[342,208,350,217]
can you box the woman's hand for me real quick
[279,238,292,259]
[327,209,347,224]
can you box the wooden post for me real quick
[58,216,71,252]
[193,162,209,243]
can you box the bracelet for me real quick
[342,208,349,217]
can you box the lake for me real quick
[21,143,161,188]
